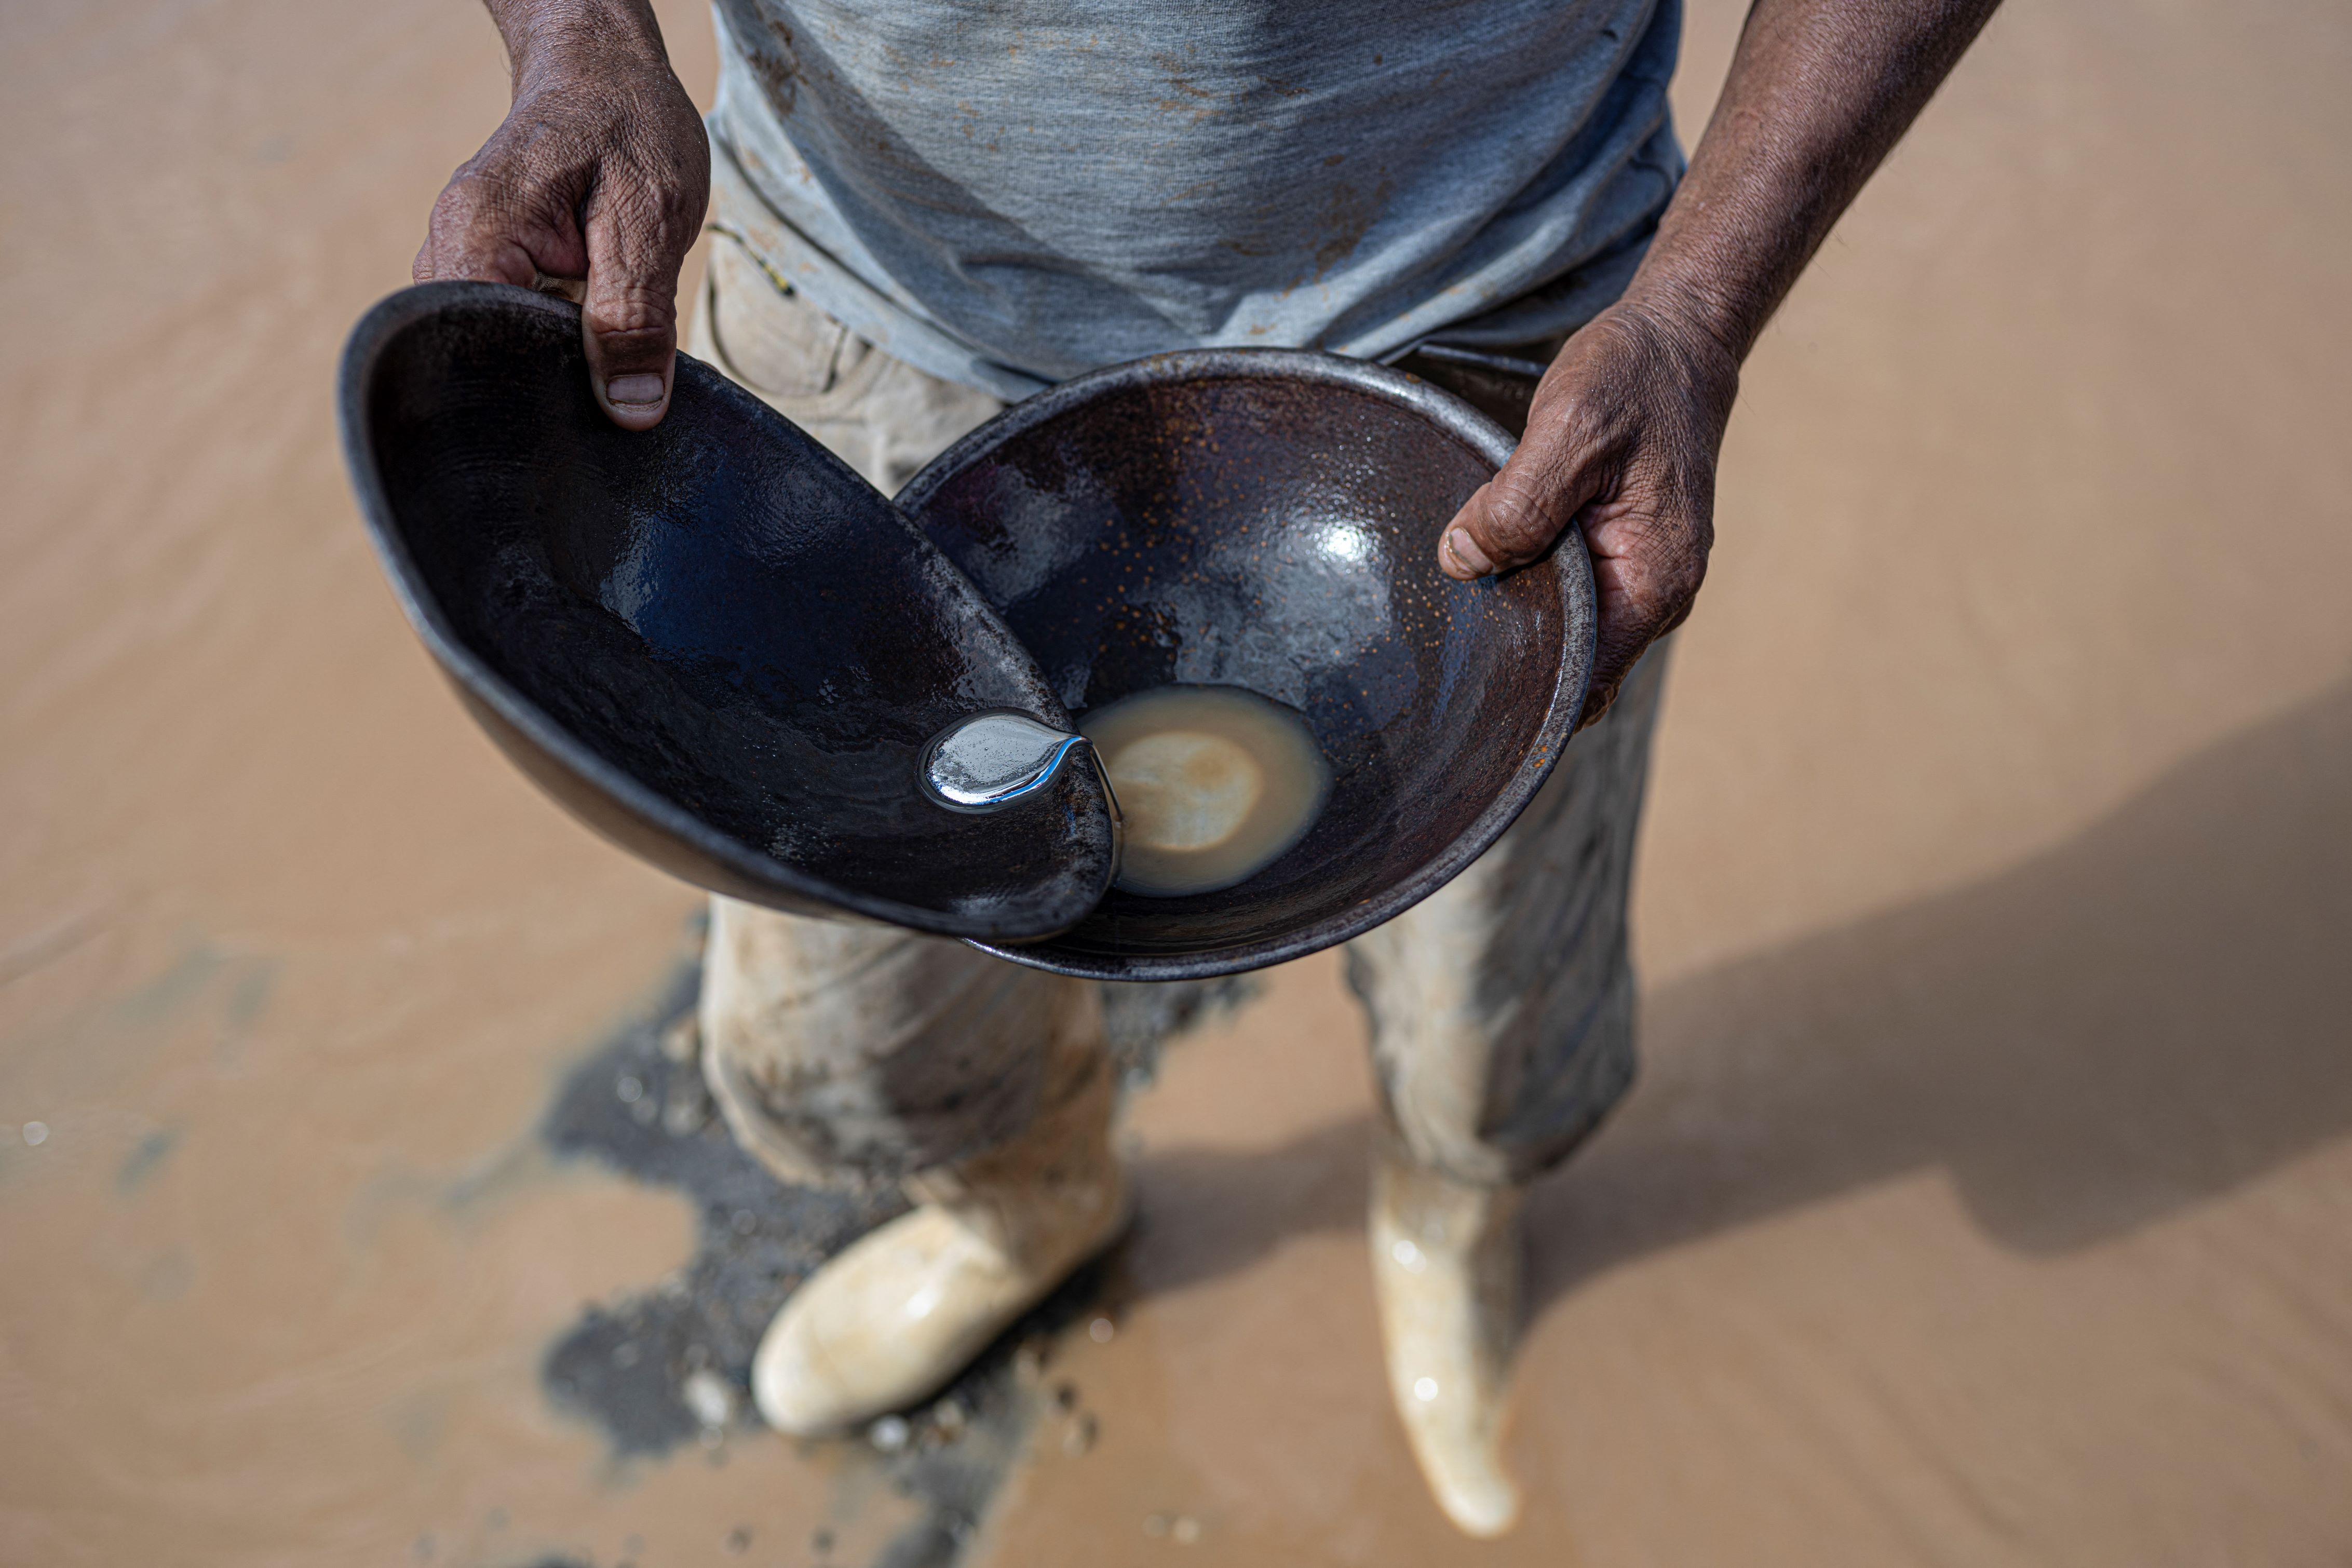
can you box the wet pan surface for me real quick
[341,282,1116,941]
[898,350,1596,979]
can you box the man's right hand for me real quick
[414,1,709,430]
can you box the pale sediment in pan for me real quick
[1079,685,1332,897]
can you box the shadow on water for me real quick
[1526,676,2352,1307]
[1125,1118,1372,1297]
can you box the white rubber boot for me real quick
[751,1043,1127,1437]
[1369,1142,1526,1538]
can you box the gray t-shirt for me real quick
[708,0,1683,398]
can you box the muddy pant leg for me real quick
[1345,641,1673,1186]
[699,903,1104,1186]
[1351,643,1672,1533]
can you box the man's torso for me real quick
[711,0,1683,388]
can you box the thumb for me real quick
[1436,432,1607,582]
[579,189,689,431]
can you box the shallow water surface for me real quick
[9,0,2352,1564]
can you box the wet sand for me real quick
[4,1,2350,1564]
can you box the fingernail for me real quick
[606,374,665,407]
[1444,528,1495,577]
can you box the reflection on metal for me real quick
[922,712,1090,812]
[1318,520,1376,564]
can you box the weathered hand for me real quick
[414,23,708,429]
[1437,297,1740,728]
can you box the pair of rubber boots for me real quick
[748,1049,1525,1538]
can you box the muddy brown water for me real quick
[4,1,2352,1564]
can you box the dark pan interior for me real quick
[899,353,1593,979]
[342,283,1114,940]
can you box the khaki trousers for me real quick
[689,228,1668,1194]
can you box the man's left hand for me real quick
[1436,296,1740,728]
